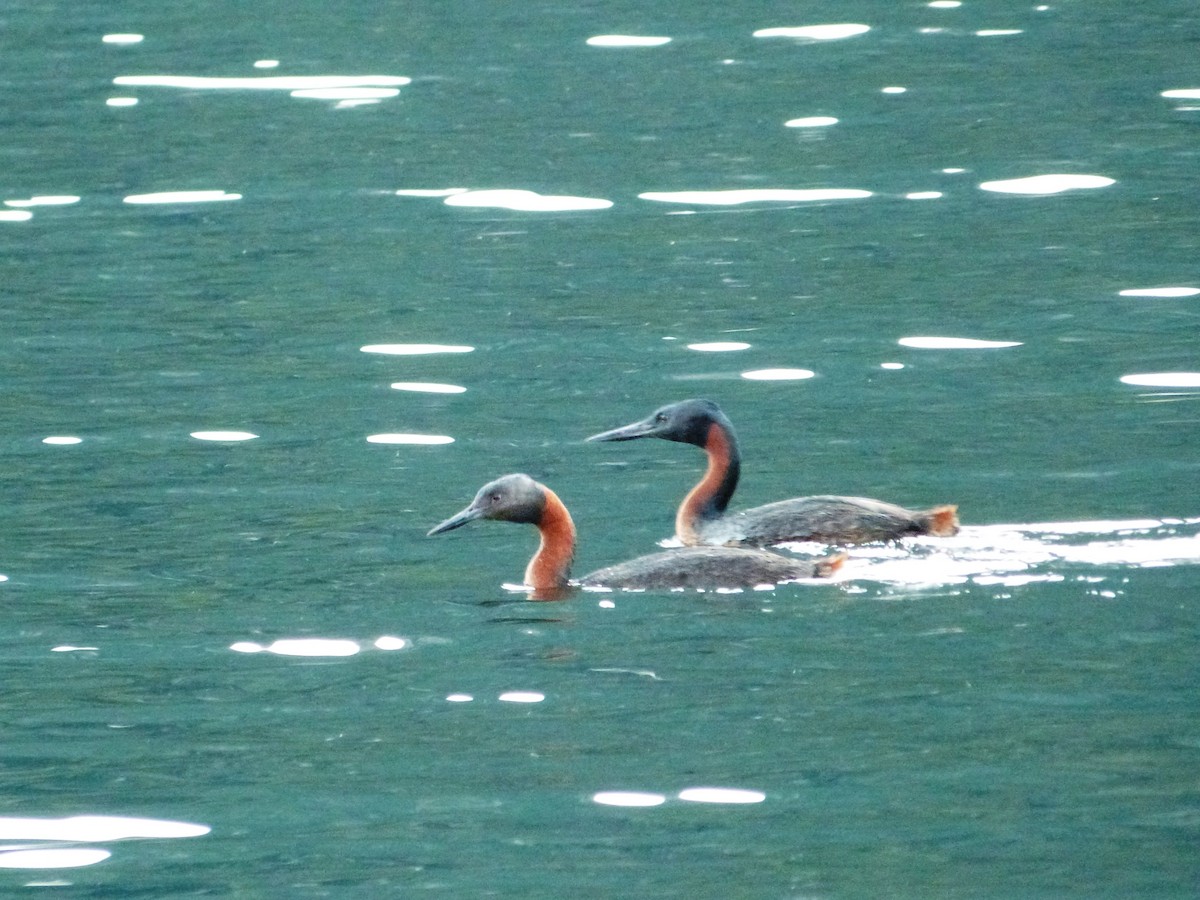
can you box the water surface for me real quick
[3,1,1199,895]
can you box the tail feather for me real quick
[919,504,960,537]
[813,553,848,578]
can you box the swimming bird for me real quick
[587,399,959,547]
[427,473,844,598]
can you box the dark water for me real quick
[3,1,1199,895]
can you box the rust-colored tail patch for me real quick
[814,553,848,578]
[921,505,960,537]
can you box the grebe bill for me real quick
[588,399,959,547]
[428,473,844,596]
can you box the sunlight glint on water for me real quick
[3,1,1198,895]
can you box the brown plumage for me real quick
[588,399,959,547]
[428,473,844,599]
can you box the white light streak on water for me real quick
[1120,372,1200,388]
[0,849,111,869]
[361,344,474,355]
[42,436,83,445]
[389,382,467,393]
[0,816,210,842]
[639,189,871,205]
[443,189,613,211]
[741,368,816,381]
[290,87,399,100]
[365,433,455,445]
[593,792,667,807]
[190,431,258,441]
[899,336,1022,349]
[687,342,751,352]
[1118,287,1198,298]
[102,34,143,45]
[124,191,242,204]
[978,174,1115,194]
[5,196,80,208]
[784,116,838,127]
[395,188,469,197]
[230,639,361,657]
[586,35,672,47]
[753,24,869,40]
[373,636,410,650]
[498,691,545,703]
[678,787,766,804]
[114,75,410,91]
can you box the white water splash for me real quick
[794,518,1200,588]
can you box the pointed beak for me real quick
[586,415,658,443]
[427,503,484,536]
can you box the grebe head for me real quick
[587,398,729,447]
[427,473,547,535]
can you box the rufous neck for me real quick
[525,486,576,592]
[676,421,740,544]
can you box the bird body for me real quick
[588,399,959,547]
[428,473,843,598]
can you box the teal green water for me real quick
[3,1,1199,895]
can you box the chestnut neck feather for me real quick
[675,421,740,545]
[524,486,577,591]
